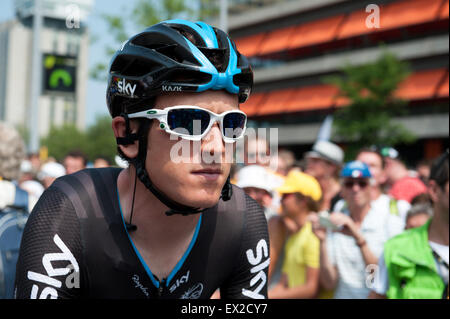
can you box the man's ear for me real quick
[427,180,439,204]
[112,116,139,160]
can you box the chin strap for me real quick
[117,113,233,220]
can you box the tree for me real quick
[41,116,117,164]
[90,0,219,80]
[85,115,117,164]
[326,51,416,160]
[40,124,88,162]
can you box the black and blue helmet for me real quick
[106,19,253,117]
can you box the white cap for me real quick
[38,162,66,179]
[305,140,344,165]
[236,165,283,194]
[21,180,44,198]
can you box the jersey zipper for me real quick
[158,278,166,297]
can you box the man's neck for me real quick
[291,210,309,233]
[117,168,200,242]
[428,208,449,246]
[348,203,371,225]
[370,186,383,201]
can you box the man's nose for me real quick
[201,122,225,157]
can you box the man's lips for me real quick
[191,168,223,181]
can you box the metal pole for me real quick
[29,0,43,153]
[220,0,228,33]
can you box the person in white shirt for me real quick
[310,161,404,299]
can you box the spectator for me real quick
[38,162,66,189]
[0,122,37,212]
[354,147,410,223]
[382,147,427,203]
[0,122,36,298]
[277,149,296,176]
[370,150,448,299]
[28,152,41,175]
[416,158,433,185]
[269,171,322,299]
[244,136,271,167]
[63,150,87,175]
[310,161,404,299]
[94,156,111,168]
[236,165,282,220]
[405,202,433,230]
[305,140,344,211]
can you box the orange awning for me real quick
[285,85,340,112]
[436,70,449,97]
[258,26,296,56]
[234,33,266,57]
[395,69,447,100]
[337,10,378,39]
[241,92,266,117]
[256,89,296,115]
[288,15,345,49]
[381,0,442,30]
[440,0,449,19]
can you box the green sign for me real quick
[43,54,77,94]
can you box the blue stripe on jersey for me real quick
[116,187,203,289]
[116,188,160,288]
[166,214,202,287]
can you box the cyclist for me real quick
[15,19,269,299]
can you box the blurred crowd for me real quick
[231,136,448,299]
[1,121,448,299]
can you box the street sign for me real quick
[42,54,77,94]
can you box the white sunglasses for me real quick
[127,105,247,143]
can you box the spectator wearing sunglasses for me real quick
[353,148,410,225]
[370,150,449,299]
[310,161,404,299]
[15,20,270,299]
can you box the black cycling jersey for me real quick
[14,168,269,299]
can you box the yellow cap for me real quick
[277,171,322,201]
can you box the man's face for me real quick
[341,178,372,208]
[145,90,238,209]
[243,187,272,208]
[406,214,430,229]
[64,156,85,175]
[356,151,386,187]
[305,156,335,180]
[281,193,301,218]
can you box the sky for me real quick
[0,0,144,127]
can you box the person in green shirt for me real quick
[370,150,449,299]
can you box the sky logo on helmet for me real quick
[116,77,137,96]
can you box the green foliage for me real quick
[326,51,416,160]
[40,124,88,162]
[41,116,117,164]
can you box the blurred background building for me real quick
[0,0,93,142]
[229,0,449,164]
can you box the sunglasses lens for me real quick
[223,112,246,139]
[167,109,210,136]
[344,180,368,188]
